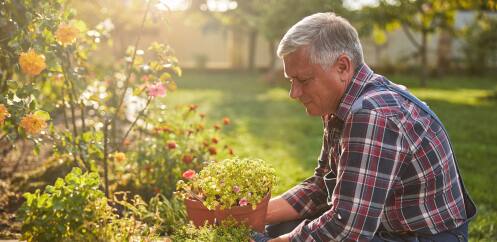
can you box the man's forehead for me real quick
[283,50,313,78]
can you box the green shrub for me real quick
[18,167,158,242]
[171,219,251,242]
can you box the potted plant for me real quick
[175,158,276,232]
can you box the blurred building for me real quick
[153,11,495,71]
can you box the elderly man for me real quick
[251,12,476,242]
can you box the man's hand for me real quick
[250,231,290,242]
[268,234,291,242]
[250,231,271,242]
[266,196,300,224]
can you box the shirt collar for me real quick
[335,63,374,121]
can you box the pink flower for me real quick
[147,82,166,97]
[239,197,248,206]
[233,186,240,193]
[182,169,196,180]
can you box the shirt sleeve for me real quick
[289,109,408,241]
[281,124,334,218]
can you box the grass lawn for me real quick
[168,70,497,241]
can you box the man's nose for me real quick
[289,82,302,99]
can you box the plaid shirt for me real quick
[282,64,468,241]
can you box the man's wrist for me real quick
[269,233,291,242]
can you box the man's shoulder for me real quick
[350,75,405,118]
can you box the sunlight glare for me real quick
[156,0,190,11]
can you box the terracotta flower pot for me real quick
[184,193,271,232]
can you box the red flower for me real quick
[211,137,219,144]
[182,169,196,179]
[154,187,161,194]
[167,140,177,149]
[223,117,230,125]
[182,154,193,164]
[208,146,217,155]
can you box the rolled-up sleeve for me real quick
[289,109,408,241]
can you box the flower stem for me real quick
[118,97,152,148]
[111,0,152,150]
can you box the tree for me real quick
[364,0,497,86]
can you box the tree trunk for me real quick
[437,30,452,75]
[420,29,428,87]
[248,30,257,71]
[228,26,245,69]
[267,39,277,71]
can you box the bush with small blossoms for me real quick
[175,158,277,210]
[114,104,236,200]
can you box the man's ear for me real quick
[335,54,354,82]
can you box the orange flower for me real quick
[211,137,219,144]
[123,138,131,146]
[19,49,46,76]
[188,104,198,112]
[154,125,173,133]
[223,117,231,125]
[113,152,127,163]
[55,23,79,46]
[0,104,9,125]
[196,123,205,131]
[213,124,221,130]
[182,169,196,179]
[199,112,206,119]
[20,114,47,135]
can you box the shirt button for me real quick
[337,212,342,220]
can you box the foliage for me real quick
[0,0,181,191]
[170,219,251,242]
[461,15,497,73]
[113,192,187,236]
[113,104,235,200]
[176,158,276,210]
[17,167,159,242]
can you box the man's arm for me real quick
[266,196,300,224]
[286,110,409,241]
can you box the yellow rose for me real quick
[113,152,127,163]
[20,114,47,135]
[0,104,9,125]
[55,23,79,46]
[18,49,46,76]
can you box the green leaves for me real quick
[171,219,251,242]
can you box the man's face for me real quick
[283,48,351,116]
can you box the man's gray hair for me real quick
[277,12,364,68]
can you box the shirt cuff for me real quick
[288,219,314,242]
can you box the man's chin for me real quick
[305,107,321,116]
